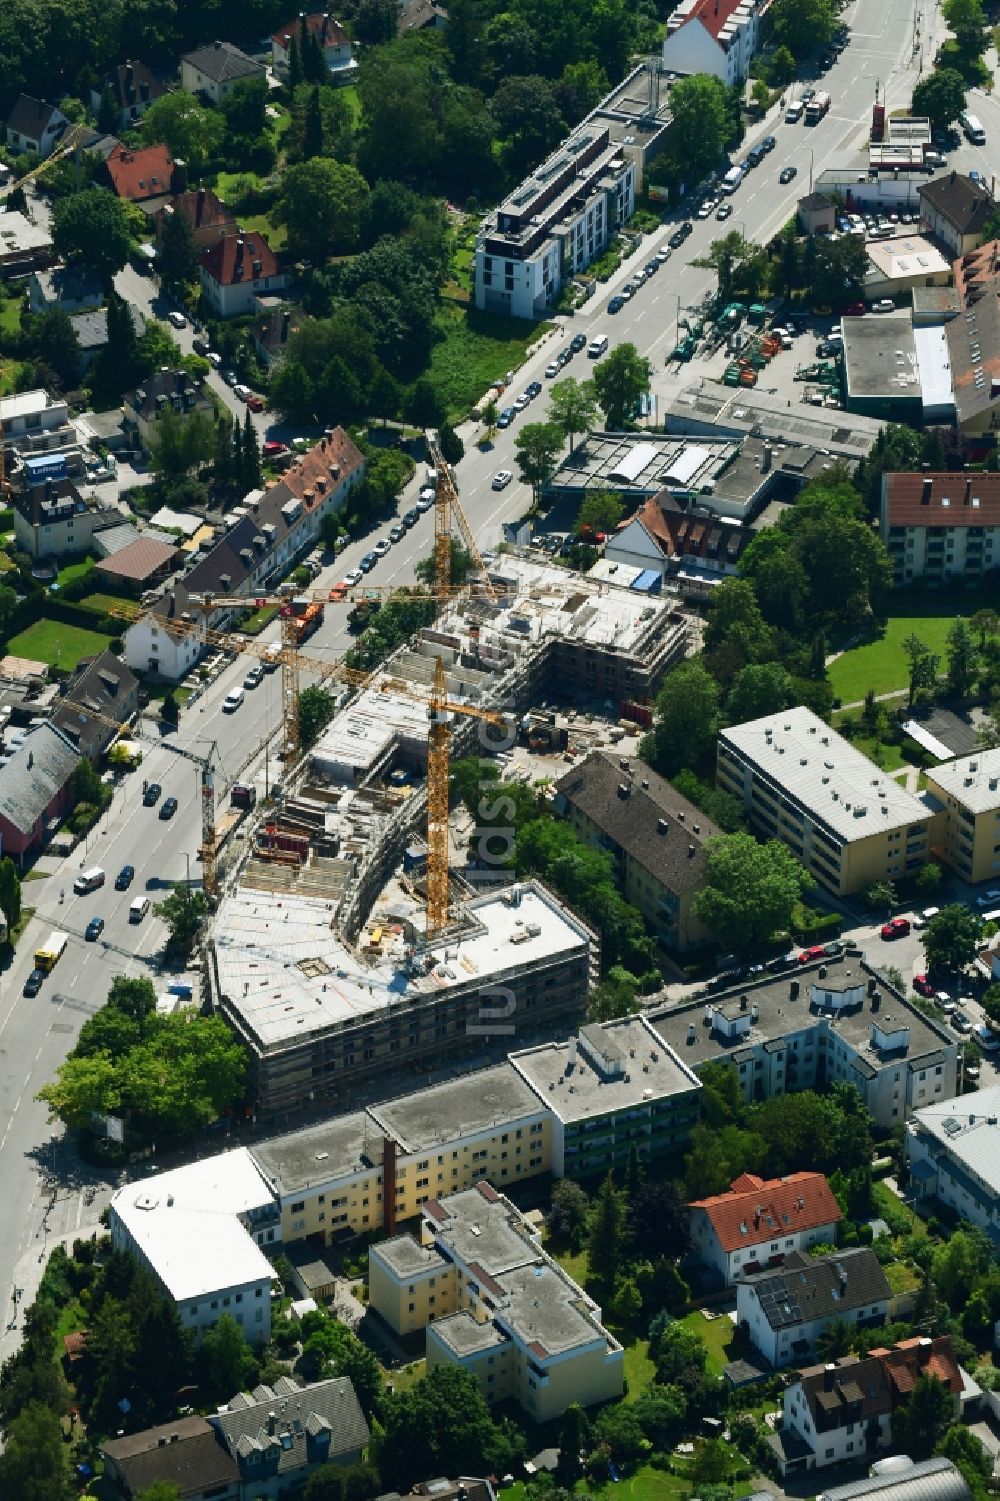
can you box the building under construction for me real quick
[210,879,597,1117]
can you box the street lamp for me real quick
[807,148,815,193]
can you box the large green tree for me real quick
[52,188,132,285]
[158,205,199,290]
[272,157,371,260]
[148,408,216,483]
[769,0,836,56]
[662,73,732,182]
[299,685,337,749]
[513,421,563,503]
[0,856,21,929]
[154,884,209,958]
[547,375,597,454]
[140,91,224,173]
[892,1374,957,1460]
[693,833,813,954]
[942,0,988,54]
[591,342,651,429]
[946,617,977,696]
[726,662,795,724]
[379,1366,523,1490]
[587,1170,627,1284]
[911,67,967,129]
[923,903,984,974]
[0,1401,73,1501]
[198,1313,259,1401]
[643,658,722,776]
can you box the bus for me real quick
[960,112,986,144]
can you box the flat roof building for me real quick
[717,706,935,896]
[841,312,931,424]
[648,950,960,1127]
[108,1149,280,1341]
[906,1084,1000,1235]
[369,1183,623,1421]
[924,749,1000,885]
[211,881,594,1116]
[663,382,885,463]
[510,1014,701,1177]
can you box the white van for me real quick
[73,867,105,895]
[223,686,245,712]
[785,101,804,124]
[588,335,609,358]
[129,896,150,923]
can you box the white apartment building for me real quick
[662,0,763,84]
[474,124,635,320]
[906,1086,1000,1233]
[689,1171,842,1287]
[881,470,1000,583]
[109,1150,280,1343]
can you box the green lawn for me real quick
[389,1358,425,1392]
[81,592,132,617]
[0,291,23,336]
[56,558,95,589]
[884,1258,922,1294]
[678,1308,734,1377]
[622,1337,655,1400]
[339,85,361,122]
[427,302,553,423]
[845,733,907,772]
[241,212,286,249]
[504,1466,754,1501]
[829,588,996,703]
[8,620,111,670]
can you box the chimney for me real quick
[282,310,290,342]
[125,62,134,91]
[964,477,972,505]
[171,157,187,194]
[762,443,772,473]
[921,477,932,504]
[824,1363,836,1390]
[140,79,150,102]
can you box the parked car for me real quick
[655,246,672,264]
[871,299,895,313]
[403,508,420,527]
[115,864,135,890]
[761,135,776,153]
[913,973,935,996]
[85,917,105,942]
[497,406,516,428]
[798,945,827,963]
[372,538,392,556]
[526,380,542,398]
[222,687,244,712]
[975,890,1000,908]
[389,523,406,543]
[716,203,733,220]
[262,440,288,458]
[913,906,940,928]
[222,368,237,386]
[416,490,435,511]
[881,916,911,940]
[159,796,178,819]
[167,310,187,329]
[696,200,715,218]
[359,551,378,571]
[244,664,265,689]
[951,1010,971,1032]
[644,260,659,276]
[246,394,265,412]
[343,567,363,585]
[207,351,222,369]
[545,361,560,377]
[608,295,625,313]
[142,782,162,806]
[514,392,532,411]
[492,470,513,490]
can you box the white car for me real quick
[696,200,714,218]
[492,470,513,490]
[223,687,244,712]
[545,361,559,378]
[344,568,363,585]
[912,906,940,929]
[373,538,392,556]
[416,491,435,512]
[655,247,672,264]
[871,299,894,313]
[233,384,251,402]
[167,310,187,329]
[206,351,222,368]
[514,393,531,411]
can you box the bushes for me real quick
[792,905,842,942]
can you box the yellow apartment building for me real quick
[369,1183,624,1423]
[717,706,934,896]
[924,749,1000,886]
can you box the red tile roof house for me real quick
[661,0,766,85]
[101,142,186,221]
[155,187,237,251]
[199,232,285,318]
[689,1171,842,1286]
[272,12,357,83]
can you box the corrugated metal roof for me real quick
[821,1458,970,1501]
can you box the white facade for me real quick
[662,0,761,84]
[14,497,104,562]
[604,518,666,576]
[906,1087,1000,1234]
[690,1205,840,1286]
[109,1149,279,1343]
[780,1372,892,1471]
[737,1271,890,1369]
[124,611,204,679]
[199,264,286,319]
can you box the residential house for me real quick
[0,210,55,279]
[945,239,1000,439]
[881,470,1000,584]
[123,429,365,678]
[906,1084,1000,1231]
[199,232,284,319]
[919,172,993,257]
[369,1183,624,1421]
[180,42,266,105]
[797,193,837,236]
[252,306,308,367]
[605,491,754,599]
[770,1338,962,1477]
[923,750,1000,885]
[737,1248,891,1368]
[95,537,183,595]
[552,750,719,952]
[0,722,82,864]
[0,390,80,467]
[102,142,184,216]
[68,304,146,373]
[155,187,236,251]
[53,650,139,761]
[210,1376,369,1492]
[109,1150,280,1342]
[662,0,763,84]
[819,1458,970,1501]
[123,369,214,451]
[716,706,935,897]
[689,1172,842,1288]
[11,474,119,561]
[4,95,69,158]
[101,1415,240,1501]
[28,263,104,316]
[271,13,357,82]
[89,61,165,131]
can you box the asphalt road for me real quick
[0,0,945,1339]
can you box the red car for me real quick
[913,974,935,997]
[881,917,911,940]
[246,394,265,412]
[798,945,827,963]
[262,440,288,458]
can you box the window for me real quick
[291,1200,304,1213]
